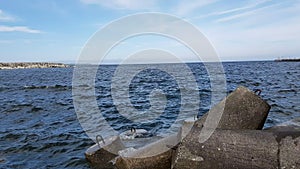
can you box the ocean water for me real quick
[0,61,299,168]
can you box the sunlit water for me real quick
[0,61,299,168]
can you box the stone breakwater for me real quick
[85,86,300,169]
[0,62,69,69]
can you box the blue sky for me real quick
[0,0,300,63]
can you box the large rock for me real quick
[194,86,270,130]
[174,129,279,169]
[172,125,300,169]
[173,86,271,169]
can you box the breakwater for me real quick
[86,86,299,169]
[275,58,300,62]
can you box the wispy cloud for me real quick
[80,0,158,10]
[0,9,15,22]
[215,7,264,23]
[201,1,300,60]
[214,1,282,23]
[194,0,271,20]
[174,0,219,16]
[0,26,42,33]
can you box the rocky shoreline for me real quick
[0,62,69,69]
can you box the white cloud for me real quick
[80,0,158,10]
[0,9,15,22]
[0,26,42,33]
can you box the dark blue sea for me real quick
[0,61,299,168]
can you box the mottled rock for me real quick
[194,86,270,130]
[173,124,300,169]
[264,122,300,169]
[279,136,300,169]
[174,130,279,169]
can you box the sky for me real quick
[0,0,300,63]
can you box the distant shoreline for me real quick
[1,60,298,69]
[275,58,300,62]
[0,62,69,69]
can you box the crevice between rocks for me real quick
[277,140,281,169]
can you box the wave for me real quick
[23,85,72,90]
